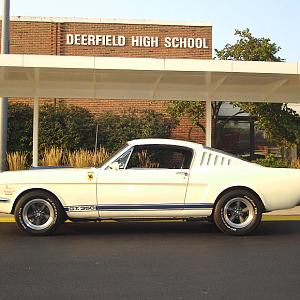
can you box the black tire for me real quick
[15,191,64,236]
[213,190,262,236]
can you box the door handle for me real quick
[176,172,188,176]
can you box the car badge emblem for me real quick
[87,172,94,181]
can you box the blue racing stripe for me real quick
[65,203,214,212]
[97,204,184,210]
[97,203,213,211]
[184,203,214,209]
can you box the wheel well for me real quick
[212,186,266,215]
[11,188,65,215]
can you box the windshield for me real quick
[94,143,129,168]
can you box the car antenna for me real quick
[94,124,99,166]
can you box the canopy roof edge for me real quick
[0,54,299,103]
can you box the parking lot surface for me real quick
[1,216,300,299]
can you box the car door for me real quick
[96,144,193,218]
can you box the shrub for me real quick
[252,154,289,168]
[8,102,97,153]
[8,104,178,156]
[8,102,33,153]
[95,109,178,152]
[39,104,96,152]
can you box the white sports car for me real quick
[1,139,299,236]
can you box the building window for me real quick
[216,118,282,161]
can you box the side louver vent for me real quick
[200,152,235,166]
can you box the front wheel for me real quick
[213,190,262,236]
[15,191,64,236]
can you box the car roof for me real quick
[127,138,203,150]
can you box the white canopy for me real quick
[0,54,299,102]
[0,54,300,166]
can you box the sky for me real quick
[1,0,299,62]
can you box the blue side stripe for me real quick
[97,204,184,210]
[185,204,214,209]
[65,203,213,212]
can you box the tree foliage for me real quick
[237,103,300,148]
[162,28,298,149]
[162,101,206,137]
[215,28,300,149]
[214,28,283,62]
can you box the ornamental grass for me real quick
[40,147,64,166]
[6,146,110,170]
[6,151,28,171]
[7,148,300,170]
[290,158,300,169]
[65,146,110,168]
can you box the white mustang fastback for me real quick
[0,139,299,236]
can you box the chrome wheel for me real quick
[223,197,254,229]
[15,191,64,236]
[213,190,262,236]
[22,199,55,230]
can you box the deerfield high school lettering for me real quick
[66,34,209,49]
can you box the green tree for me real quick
[162,101,206,136]
[237,102,300,149]
[163,28,299,149]
[215,28,300,149]
[161,100,243,147]
[215,28,283,62]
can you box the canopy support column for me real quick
[0,0,10,171]
[205,100,212,147]
[0,97,8,171]
[33,96,39,167]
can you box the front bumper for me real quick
[0,197,13,214]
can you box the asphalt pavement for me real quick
[1,218,300,300]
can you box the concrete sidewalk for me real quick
[263,205,300,216]
[0,213,14,218]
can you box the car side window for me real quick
[115,148,133,169]
[126,145,193,169]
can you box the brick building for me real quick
[2,16,213,143]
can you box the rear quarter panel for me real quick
[187,165,300,211]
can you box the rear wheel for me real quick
[213,190,262,236]
[15,191,64,236]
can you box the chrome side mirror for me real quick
[109,162,119,171]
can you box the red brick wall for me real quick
[6,20,212,59]
[2,18,211,144]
